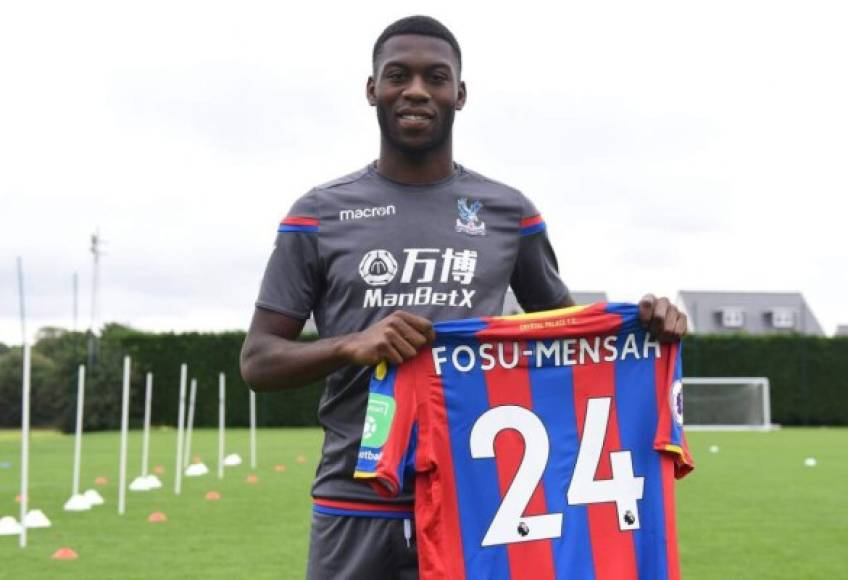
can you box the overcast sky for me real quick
[1,0,846,344]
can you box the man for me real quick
[240,15,687,579]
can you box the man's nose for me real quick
[402,75,429,102]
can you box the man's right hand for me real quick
[338,311,435,366]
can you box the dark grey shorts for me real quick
[306,512,418,580]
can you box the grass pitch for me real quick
[1,427,845,579]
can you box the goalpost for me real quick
[681,377,774,431]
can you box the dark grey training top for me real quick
[257,163,569,505]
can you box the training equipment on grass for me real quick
[0,516,22,536]
[174,364,188,494]
[83,489,104,506]
[245,474,258,484]
[681,377,773,430]
[183,378,209,477]
[205,491,221,501]
[23,509,51,528]
[250,389,257,469]
[223,453,242,466]
[147,511,167,523]
[131,372,162,491]
[218,373,225,479]
[19,343,31,548]
[65,365,99,511]
[52,547,79,560]
[709,445,720,453]
[804,457,817,467]
[186,462,209,476]
[118,356,131,515]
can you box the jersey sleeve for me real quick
[653,342,695,478]
[509,193,571,312]
[255,191,323,319]
[354,360,420,498]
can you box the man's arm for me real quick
[240,307,435,391]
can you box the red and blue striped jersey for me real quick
[355,303,693,580]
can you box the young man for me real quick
[240,15,687,579]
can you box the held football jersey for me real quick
[355,303,694,580]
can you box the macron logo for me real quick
[339,205,397,221]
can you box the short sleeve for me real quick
[255,191,323,319]
[354,360,420,498]
[510,193,570,312]
[653,343,694,478]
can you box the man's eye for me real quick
[387,72,405,82]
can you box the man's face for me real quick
[368,34,466,154]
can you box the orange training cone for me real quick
[147,512,167,523]
[205,491,221,501]
[274,464,286,473]
[52,547,79,560]
[296,455,306,464]
[94,476,108,486]
[153,465,165,475]
[246,474,259,484]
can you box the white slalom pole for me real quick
[141,372,153,477]
[174,364,187,495]
[218,373,225,479]
[118,356,131,515]
[72,365,85,496]
[249,389,257,470]
[19,344,31,548]
[64,364,93,511]
[183,378,197,469]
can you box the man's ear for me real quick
[366,76,377,106]
[456,80,467,111]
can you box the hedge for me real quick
[683,334,848,425]
[0,328,846,431]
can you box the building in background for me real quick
[676,291,824,336]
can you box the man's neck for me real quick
[376,139,455,185]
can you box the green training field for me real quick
[0,428,845,579]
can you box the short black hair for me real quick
[373,16,462,74]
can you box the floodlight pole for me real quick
[73,272,79,332]
[118,356,131,515]
[72,365,86,497]
[141,372,153,478]
[88,231,103,366]
[218,373,225,479]
[249,390,257,470]
[174,364,188,495]
[19,344,31,548]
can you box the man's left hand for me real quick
[638,294,687,342]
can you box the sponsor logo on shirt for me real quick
[361,392,395,448]
[359,250,399,286]
[339,204,397,221]
[455,197,486,236]
[358,248,478,308]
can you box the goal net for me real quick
[681,377,773,431]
